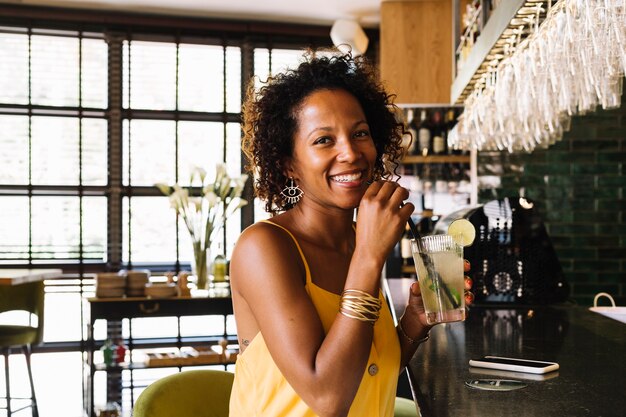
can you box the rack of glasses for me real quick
[450,0,626,153]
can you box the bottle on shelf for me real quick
[431,110,446,155]
[405,109,419,155]
[101,339,115,367]
[115,339,127,364]
[400,224,414,267]
[445,108,462,155]
[212,243,228,284]
[417,109,431,157]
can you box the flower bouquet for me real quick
[156,164,248,289]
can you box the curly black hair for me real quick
[242,50,405,215]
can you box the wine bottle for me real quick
[445,109,459,155]
[431,110,446,155]
[406,109,419,155]
[400,224,414,266]
[417,109,431,157]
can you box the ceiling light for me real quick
[330,19,368,57]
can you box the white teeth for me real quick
[331,172,362,182]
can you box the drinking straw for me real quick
[406,215,460,310]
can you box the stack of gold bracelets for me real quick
[340,289,381,324]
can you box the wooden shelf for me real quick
[402,155,471,164]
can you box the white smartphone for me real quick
[469,356,559,374]
[468,366,560,382]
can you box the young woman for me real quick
[229,52,470,417]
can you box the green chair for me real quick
[0,281,44,417]
[394,396,419,417]
[133,369,234,417]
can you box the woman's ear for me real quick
[282,158,295,179]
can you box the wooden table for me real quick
[0,269,62,286]
[84,293,234,417]
[406,304,626,417]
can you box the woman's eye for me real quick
[314,136,331,145]
[354,130,371,139]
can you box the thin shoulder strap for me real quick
[259,220,312,284]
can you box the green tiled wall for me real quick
[477,94,625,306]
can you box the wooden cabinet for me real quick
[380,0,453,105]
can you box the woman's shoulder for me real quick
[240,219,289,241]
[231,217,306,286]
[234,218,299,259]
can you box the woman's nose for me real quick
[336,138,361,162]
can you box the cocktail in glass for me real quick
[411,234,465,325]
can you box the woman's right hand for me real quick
[354,180,414,266]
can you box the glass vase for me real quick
[192,243,210,290]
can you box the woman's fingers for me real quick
[462,260,474,305]
[464,275,473,291]
[399,201,415,218]
[410,280,421,296]
[365,180,409,205]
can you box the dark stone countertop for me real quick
[406,304,626,417]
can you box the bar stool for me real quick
[0,281,44,417]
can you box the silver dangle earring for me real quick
[281,177,304,205]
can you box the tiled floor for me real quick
[1,352,84,417]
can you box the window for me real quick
[119,39,244,265]
[0,27,108,265]
[0,15,334,342]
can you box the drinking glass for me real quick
[411,235,465,325]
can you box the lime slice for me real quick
[448,218,476,247]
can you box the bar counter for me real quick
[407,304,625,417]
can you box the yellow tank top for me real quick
[229,220,401,417]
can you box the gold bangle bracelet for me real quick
[397,320,430,345]
[339,289,382,324]
[340,307,378,324]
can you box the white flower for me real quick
[190,166,207,184]
[155,164,248,252]
[190,197,203,212]
[204,190,218,208]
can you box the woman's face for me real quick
[287,88,377,211]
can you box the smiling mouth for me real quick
[330,172,364,183]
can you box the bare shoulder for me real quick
[230,220,305,293]
[232,221,297,262]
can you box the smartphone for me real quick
[469,356,559,374]
[468,366,560,382]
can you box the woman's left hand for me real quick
[401,259,474,334]
[463,259,475,305]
